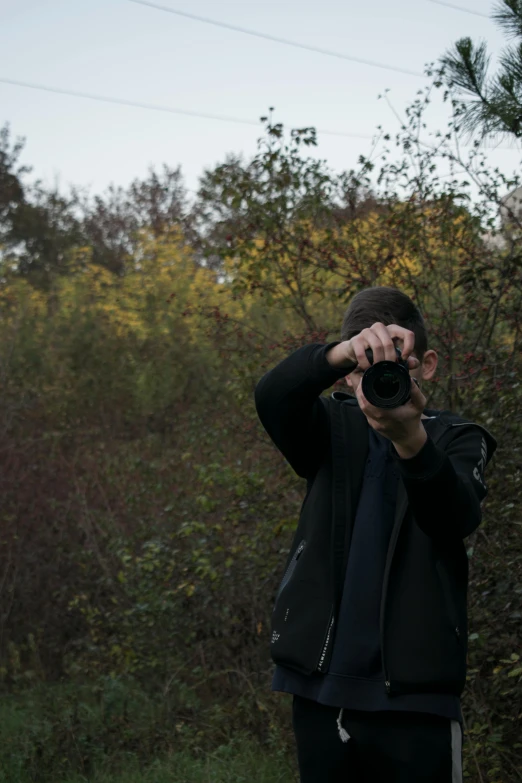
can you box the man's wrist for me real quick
[325,342,357,370]
[392,423,427,459]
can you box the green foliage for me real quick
[0,77,521,783]
[0,683,296,783]
[62,435,296,685]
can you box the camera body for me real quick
[361,346,412,409]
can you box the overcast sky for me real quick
[1,0,519,198]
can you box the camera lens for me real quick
[373,371,401,400]
[361,360,411,409]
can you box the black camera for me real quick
[361,346,411,409]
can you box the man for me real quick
[254,286,496,782]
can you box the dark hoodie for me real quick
[255,342,496,741]
[272,419,462,724]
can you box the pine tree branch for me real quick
[498,41,522,85]
[441,38,490,98]
[490,43,522,135]
[440,0,522,140]
[492,0,522,40]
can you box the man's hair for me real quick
[340,286,428,358]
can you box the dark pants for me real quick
[292,695,463,783]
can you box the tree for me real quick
[439,0,522,140]
[0,123,83,292]
[79,165,188,276]
[0,124,26,234]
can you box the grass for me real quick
[0,736,297,783]
[0,682,297,783]
[62,739,297,783]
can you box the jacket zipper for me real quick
[380,490,407,695]
[317,613,335,672]
[275,540,306,603]
[436,560,461,641]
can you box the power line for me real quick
[126,0,425,78]
[1,76,517,149]
[314,128,373,140]
[425,0,490,18]
[0,77,260,127]
[0,76,374,140]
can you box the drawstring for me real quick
[336,707,351,743]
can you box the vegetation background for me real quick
[0,4,521,780]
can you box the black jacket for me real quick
[254,342,497,698]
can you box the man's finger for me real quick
[355,380,383,419]
[371,322,397,363]
[409,377,426,410]
[385,325,415,360]
[355,379,371,410]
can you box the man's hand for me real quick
[326,322,419,371]
[355,375,428,459]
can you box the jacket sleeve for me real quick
[254,341,352,479]
[394,425,496,541]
